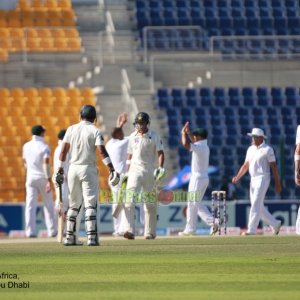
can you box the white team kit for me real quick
[23,135,56,237]
[245,142,281,234]
[63,120,104,244]
[106,137,129,235]
[124,129,163,238]
[183,139,216,234]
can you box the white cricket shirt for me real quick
[245,141,276,177]
[23,135,50,179]
[190,139,209,178]
[106,137,129,174]
[54,140,70,173]
[128,129,163,169]
[296,125,300,145]
[63,120,104,166]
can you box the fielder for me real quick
[179,122,219,236]
[106,113,129,236]
[232,128,282,235]
[53,129,83,244]
[54,105,119,246]
[294,125,300,235]
[23,125,57,238]
[123,112,165,240]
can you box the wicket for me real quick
[211,191,227,235]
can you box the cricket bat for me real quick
[57,182,65,243]
[112,176,127,218]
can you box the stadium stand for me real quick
[0,87,109,202]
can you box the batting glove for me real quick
[109,170,120,186]
[154,167,166,181]
[55,168,64,186]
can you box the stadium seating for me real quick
[156,86,297,198]
[0,0,81,59]
[0,87,109,203]
[135,0,300,58]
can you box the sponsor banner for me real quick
[0,200,299,235]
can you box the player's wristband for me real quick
[58,160,64,168]
[295,155,300,161]
[102,157,112,165]
[126,160,131,165]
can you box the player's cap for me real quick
[57,129,67,140]
[192,128,208,138]
[247,128,267,139]
[80,105,97,120]
[31,125,46,136]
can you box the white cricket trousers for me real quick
[248,175,279,234]
[25,177,56,237]
[67,165,99,238]
[184,174,214,233]
[296,206,300,235]
[124,167,156,237]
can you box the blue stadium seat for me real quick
[242,87,256,106]
[256,87,270,106]
[200,87,213,106]
[285,86,299,106]
[228,87,241,106]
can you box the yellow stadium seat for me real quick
[67,87,81,98]
[0,88,10,97]
[31,0,44,9]
[26,37,41,51]
[0,18,7,28]
[53,37,68,51]
[11,38,26,52]
[48,10,62,26]
[34,11,48,26]
[22,107,37,117]
[26,96,41,106]
[37,28,52,38]
[38,87,53,98]
[0,38,11,50]
[59,0,72,9]
[1,97,13,106]
[61,11,75,26]
[24,87,39,98]
[54,97,70,106]
[21,10,35,27]
[51,28,65,38]
[7,11,21,28]
[39,38,55,51]
[81,87,94,98]
[53,87,67,98]
[0,28,9,37]
[64,28,79,38]
[10,88,25,98]
[0,49,8,62]
[12,96,28,106]
[9,28,24,38]
[16,0,31,10]
[44,0,58,9]
[26,28,38,39]
[66,38,81,51]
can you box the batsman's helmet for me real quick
[80,105,96,121]
[134,112,150,125]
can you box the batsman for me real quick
[122,112,165,240]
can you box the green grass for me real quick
[0,236,300,300]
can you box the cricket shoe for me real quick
[124,231,135,240]
[87,238,100,246]
[178,231,196,236]
[242,232,256,236]
[210,223,220,236]
[272,222,282,236]
[145,234,156,240]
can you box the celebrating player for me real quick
[179,122,219,236]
